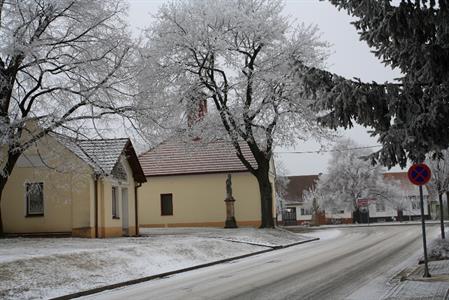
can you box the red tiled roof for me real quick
[138,139,258,177]
[383,172,416,194]
[280,172,419,205]
[282,175,319,204]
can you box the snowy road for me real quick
[83,225,437,300]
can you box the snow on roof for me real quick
[383,172,421,195]
[138,139,258,177]
[54,134,146,183]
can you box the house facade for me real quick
[278,175,351,225]
[2,133,146,237]
[378,172,430,221]
[138,139,276,228]
[279,172,430,226]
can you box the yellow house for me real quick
[138,139,276,228]
[2,134,146,238]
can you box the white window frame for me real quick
[112,186,120,219]
[26,182,44,216]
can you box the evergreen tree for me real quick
[299,0,449,168]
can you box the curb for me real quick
[270,238,319,249]
[284,222,445,230]
[50,237,319,300]
[220,237,319,249]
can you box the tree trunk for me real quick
[0,200,3,236]
[440,193,445,239]
[255,161,274,228]
[0,151,22,236]
[447,191,449,221]
[353,208,359,224]
[0,177,7,237]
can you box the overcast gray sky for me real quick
[127,0,404,175]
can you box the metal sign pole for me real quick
[419,185,431,278]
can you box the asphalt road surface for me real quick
[84,225,437,300]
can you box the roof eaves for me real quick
[145,169,251,178]
[123,139,147,183]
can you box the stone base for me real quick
[72,227,95,238]
[225,217,238,228]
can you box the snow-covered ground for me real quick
[429,237,449,261]
[81,226,424,300]
[140,227,313,247]
[300,229,342,241]
[0,228,310,300]
[380,228,449,299]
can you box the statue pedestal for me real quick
[224,197,238,228]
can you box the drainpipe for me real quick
[135,182,142,236]
[94,175,99,238]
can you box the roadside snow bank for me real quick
[428,238,449,261]
[1,228,312,299]
[216,228,313,247]
[300,229,342,241]
[141,227,312,247]
[0,236,265,300]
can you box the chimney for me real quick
[187,99,207,128]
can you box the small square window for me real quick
[300,208,311,215]
[376,201,386,212]
[112,186,120,219]
[161,194,173,216]
[26,182,44,216]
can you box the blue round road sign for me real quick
[408,163,432,186]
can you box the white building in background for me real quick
[278,172,431,226]
[373,172,430,221]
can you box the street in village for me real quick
[82,225,441,300]
[1,0,449,299]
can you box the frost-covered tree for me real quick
[302,178,325,226]
[297,0,449,168]
[0,0,138,234]
[426,150,449,238]
[370,176,405,214]
[274,159,290,219]
[141,0,331,227]
[315,139,396,222]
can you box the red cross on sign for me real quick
[408,163,432,186]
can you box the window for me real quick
[300,208,311,215]
[161,194,173,216]
[376,201,386,212]
[112,186,119,219]
[26,182,44,216]
[331,207,345,214]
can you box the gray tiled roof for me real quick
[139,139,258,177]
[55,135,128,174]
[53,134,147,183]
